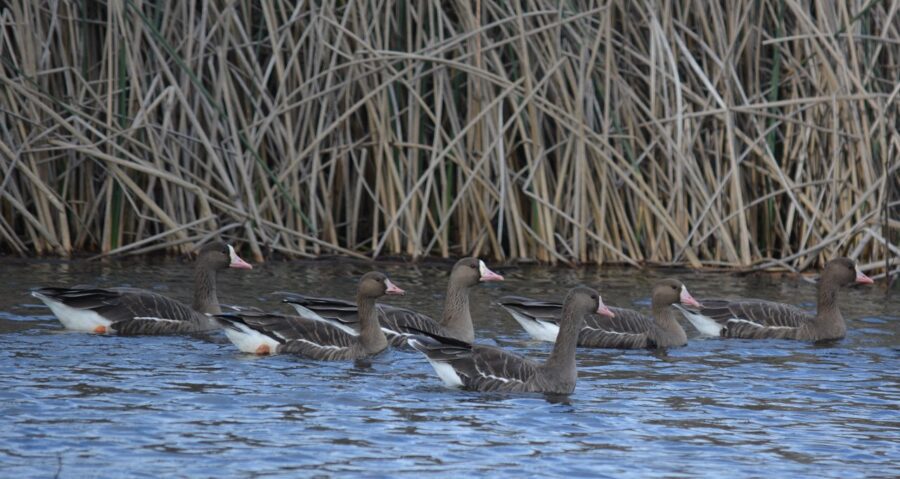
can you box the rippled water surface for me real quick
[1,257,897,478]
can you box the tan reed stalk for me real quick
[0,0,895,275]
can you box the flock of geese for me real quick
[31,242,874,395]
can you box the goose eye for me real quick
[470,263,478,269]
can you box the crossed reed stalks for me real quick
[1,1,898,277]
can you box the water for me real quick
[1,258,897,478]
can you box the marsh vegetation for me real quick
[1,1,897,275]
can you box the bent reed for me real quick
[0,1,897,276]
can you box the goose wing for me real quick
[281,293,359,325]
[462,345,540,392]
[282,293,438,345]
[376,307,441,345]
[496,296,562,321]
[691,299,811,327]
[496,296,566,342]
[217,312,359,360]
[578,307,653,349]
[221,304,265,313]
[685,299,812,338]
[498,296,652,348]
[408,331,538,392]
[33,287,206,335]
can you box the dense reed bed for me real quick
[0,1,897,275]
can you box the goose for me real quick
[281,258,503,345]
[498,279,700,349]
[216,272,404,360]
[31,242,252,335]
[407,287,610,394]
[675,257,874,341]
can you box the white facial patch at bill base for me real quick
[680,285,691,302]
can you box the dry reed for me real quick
[0,1,897,276]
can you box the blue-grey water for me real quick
[1,257,897,478]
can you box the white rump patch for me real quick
[429,359,464,388]
[407,338,464,388]
[32,292,112,332]
[222,321,281,354]
[673,305,723,337]
[506,309,559,342]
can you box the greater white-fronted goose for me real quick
[281,258,503,345]
[676,258,874,341]
[408,287,610,394]
[32,242,253,335]
[498,279,700,349]
[216,272,404,360]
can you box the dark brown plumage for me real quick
[498,278,700,349]
[409,287,607,394]
[32,242,252,335]
[676,257,874,341]
[281,258,503,345]
[216,272,405,360]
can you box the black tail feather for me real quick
[213,313,247,332]
[403,326,472,348]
